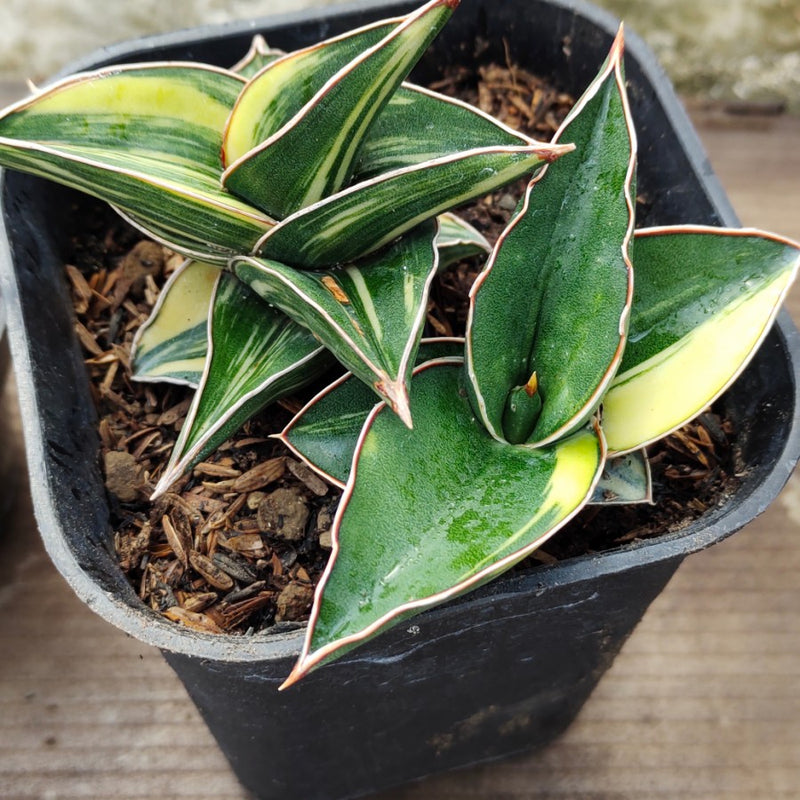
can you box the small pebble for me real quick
[257,487,310,542]
[104,450,143,503]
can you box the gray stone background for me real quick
[1,0,799,111]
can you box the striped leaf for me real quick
[590,450,652,505]
[233,221,440,425]
[282,361,605,685]
[354,83,533,179]
[222,21,399,164]
[222,0,457,218]
[256,141,570,268]
[0,64,275,262]
[436,212,491,267]
[153,272,329,497]
[132,260,219,387]
[603,226,800,453]
[229,35,285,78]
[466,29,636,447]
[279,339,465,486]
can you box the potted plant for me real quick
[1,0,799,798]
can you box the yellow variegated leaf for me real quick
[604,226,800,453]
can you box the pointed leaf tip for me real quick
[387,383,413,429]
[543,141,576,162]
[610,24,625,60]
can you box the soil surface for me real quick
[65,63,737,636]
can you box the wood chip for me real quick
[221,591,274,629]
[114,523,151,572]
[65,264,93,314]
[180,591,218,613]
[193,461,243,479]
[164,605,224,634]
[162,513,190,566]
[158,398,192,427]
[164,492,204,526]
[212,552,259,583]
[286,459,328,496]
[232,457,286,493]
[188,550,235,591]
[218,532,268,559]
[75,321,104,357]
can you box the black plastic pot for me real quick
[1,1,799,798]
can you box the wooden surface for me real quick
[1,86,799,799]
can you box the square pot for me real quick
[1,1,799,798]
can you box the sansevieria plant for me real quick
[0,0,797,687]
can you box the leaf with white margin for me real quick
[229,35,285,78]
[222,20,398,166]
[128,217,476,389]
[222,0,457,218]
[278,339,465,486]
[152,272,329,497]
[436,212,490,267]
[466,27,636,447]
[281,360,605,686]
[132,260,219,387]
[0,64,276,263]
[256,140,570,268]
[233,220,439,426]
[354,83,534,179]
[589,450,652,505]
[603,226,800,453]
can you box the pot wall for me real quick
[1,0,799,798]
[165,557,680,799]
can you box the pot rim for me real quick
[1,0,798,663]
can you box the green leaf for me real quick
[282,361,605,685]
[603,226,800,453]
[0,64,275,262]
[466,30,635,446]
[436,212,490,267]
[257,141,570,268]
[132,260,219,387]
[233,221,440,425]
[152,272,329,496]
[589,450,652,505]
[279,339,465,486]
[222,0,457,218]
[222,20,399,166]
[354,83,533,179]
[229,35,285,78]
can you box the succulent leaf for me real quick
[234,220,441,424]
[466,28,636,447]
[152,272,328,496]
[229,35,285,78]
[590,449,652,505]
[222,0,458,218]
[355,83,533,178]
[282,361,605,685]
[132,260,220,387]
[222,20,398,166]
[604,226,800,453]
[0,64,275,262]
[435,211,491,267]
[129,212,478,389]
[279,339,465,486]
[257,141,570,268]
